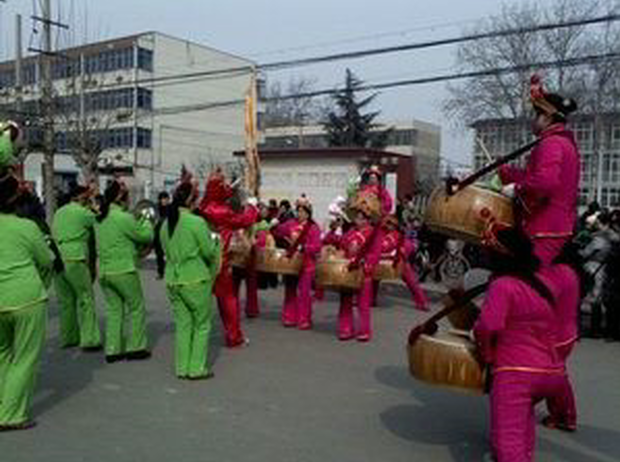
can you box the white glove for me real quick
[501,183,516,199]
[247,197,258,207]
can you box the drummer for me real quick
[473,225,567,462]
[499,74,580,266]
[360,165,392,215]
[338,205,377,342]
[376,215,429,311]
[273,195,321,329]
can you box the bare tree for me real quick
[443,0,618,125]
[54,61,132,184]
[262,76,321,129]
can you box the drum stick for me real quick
[450,139,539,195]
[408,282,489,345]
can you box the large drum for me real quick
[255,247,303,275]
[316,248,362,291]
[408,330,486,395]
[424,184,514,245]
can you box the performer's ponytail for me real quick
[492,227,555,306]
[167,182,194,238]
[0,174,19,213]
[97,181,121,223]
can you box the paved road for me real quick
[1,269,619,462]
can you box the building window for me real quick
[388,129,417,146]
[137,48,154,72]
[137,88,153,110]
[136,127,152,149]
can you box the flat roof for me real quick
[233,147,409,159]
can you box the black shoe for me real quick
[188,371,215,381]
[125,350,151,361]
[105,354,126,364]
[0,420,37,432]
[81,345,103,353]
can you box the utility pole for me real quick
[30,0,68,221]
[41,0,55,220]
[15,14,23,115]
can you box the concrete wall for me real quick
[260,157,359,226]
[146,33,253,195]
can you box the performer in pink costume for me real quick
[474,227,566,462]
[360,165,393,215]
[499,75,580,266]
[273,196,322,329]
[374,216,429,311]
[198,170,258,348]
[338,209,378,342]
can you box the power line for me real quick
[149,52,620,117]
[90,13,620,91]
[261,14,620,71]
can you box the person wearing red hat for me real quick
[198,170,258,348]
[499,75,580,266]
[273,195,321,329]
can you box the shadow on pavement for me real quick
[376,364,488,462]
[31,336,106,420]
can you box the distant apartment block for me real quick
[0,32,255,200]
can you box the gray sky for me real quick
[0,0,559,167]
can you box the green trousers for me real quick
[54,261,101,348]
[166,281,214,378]
[99,272,148,356]
[0,302,47,425]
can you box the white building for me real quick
[260,120,441,184]
[472,115,620,208]
[0,32,255,201]
[235,147,411,225]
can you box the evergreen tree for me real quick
[323,69,392,149]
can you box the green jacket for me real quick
[52,201,96,262]
[0,129,15,169]
[0,213,53,312]
[160,209,220,286]
[95,204,153,276]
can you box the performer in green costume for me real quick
[52,184,101,350]
[95,180,153,363]
[160,174,220,379]
[0,175,53,431]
